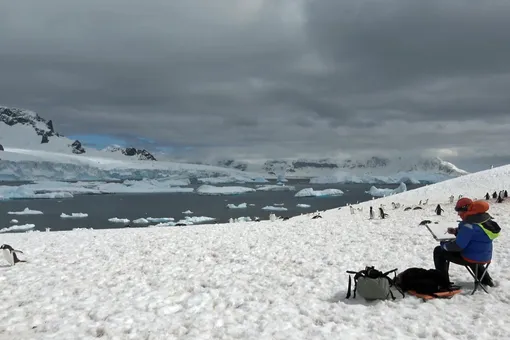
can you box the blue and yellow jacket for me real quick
[442,213,501,262]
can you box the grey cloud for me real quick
[1,0,510,167]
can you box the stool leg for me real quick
[470,264,490,295]
[478,264,490,294]
[471,265,479,295]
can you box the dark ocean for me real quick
[0,180,426,233]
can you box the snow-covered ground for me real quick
[0,165,509,339]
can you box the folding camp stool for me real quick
[445,260,492,295]
[464,260,491,295]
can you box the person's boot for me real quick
[478,266,495,287]
[481,273,495,287]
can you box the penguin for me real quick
[369,206,374,219]
[1,244,25,266]
[485,193,490,200]
[435,204,444,216]
[379,207,388,219]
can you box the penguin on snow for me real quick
[1,244,26,266]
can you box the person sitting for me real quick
[433,197,500,287]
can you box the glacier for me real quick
[0,106,470,187]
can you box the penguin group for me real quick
[485,190,508,203]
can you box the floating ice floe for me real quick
[294,188,344,197]
[0,224,36,233]
[7,208,44,215]
[226,203,248,209]
[60,213,88,219]
[108,218,130,224]
[262,206,288,211]
[366,182,408,197]
[297,204,311,208]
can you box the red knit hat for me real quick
[455,197,473,212]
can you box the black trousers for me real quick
[433,246,492,283]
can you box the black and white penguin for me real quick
[379,207,388,219]
[1,244,25,266]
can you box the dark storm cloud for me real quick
[1,0,510,167]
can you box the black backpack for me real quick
[346,266,405,300]
[394,267,457,296]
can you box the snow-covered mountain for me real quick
[199,156,469,184]
[0,106,469,184]
[0,107,157,160]
[0,107,266,182]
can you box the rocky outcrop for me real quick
[71,140,85,154]
[0,144,4,151]
[121,147,156,161]
[0,107,61,145]
[103,145,157,161]
[215,159,247,171]
[1,106,163,160]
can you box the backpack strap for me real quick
[383,268,398,276]
[345,270,366,299]
[346,275,352,299]
[383,269,406,298]
[387,288,396,300]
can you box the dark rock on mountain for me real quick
[71,140,86,154]
[121,147,157,161]
[2,106,160,161]
[136,149,157,161]
[216,159,247,171]
[123,147,137,156]
[0,107,62,145]
[104,145,157,161]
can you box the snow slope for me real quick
[201,156,470,183]
[1,165,509,339]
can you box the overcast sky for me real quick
[1,0,509,170]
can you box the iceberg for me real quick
[60,213,88,219]
[255,185,295,191]
[226,203,248,209]
[0,224,36,233]
[297,204,311,208]
[8,208,44,215]
[262,206,288,211]
[294,188,344,197]
[366,182,408,197]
